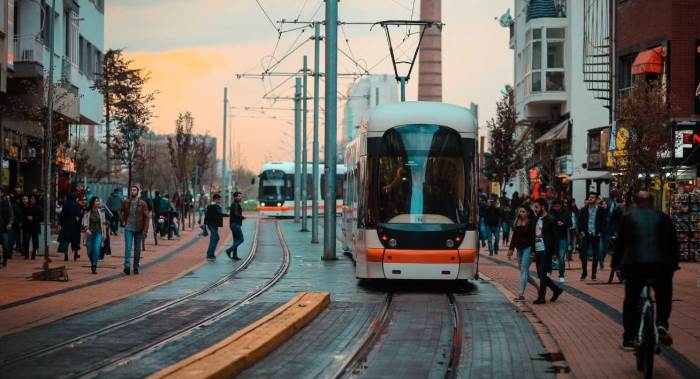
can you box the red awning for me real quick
[632,47,665,75]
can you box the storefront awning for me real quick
[569,171,612,181]
[632,47,665,76]
[535,119,569,144]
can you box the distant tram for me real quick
[255,161,346,217]
[342,102,479,280]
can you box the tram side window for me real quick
[320,174,344,200]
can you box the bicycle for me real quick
[635,279,658,379]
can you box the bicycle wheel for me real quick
[641,304,656,379]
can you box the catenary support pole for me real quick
[312,23,321,243]
[301,55,309,231]
[323,0,338,260]
[399,77,406,102]
[294,78,302,223]
[222,88,228,198]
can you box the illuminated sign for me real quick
[674,122,700,164]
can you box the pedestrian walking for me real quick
[577,192,607,281]
[7,193,22,259]
[613,191,679,350]
[531,199,563,304]
[203,193,227,261]
[508,205,536,302]
[483,196,502,255]
[566,198,579,261]
[106,188,124,236]
[599,198,612,270]
[198,191,208,236]
[119,186,150,275]
[20,195,41,260]
[82,197,108,274]
[225,192,245,260]
[57,194,83,262]
[550,199,572,282]
[0,189,14,267]
[500,199,513,245]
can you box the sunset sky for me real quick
[105,0,513,172]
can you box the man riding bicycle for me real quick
[613,191,679,350]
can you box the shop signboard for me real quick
[555,155,573,177]
[674,121,700,165]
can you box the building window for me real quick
[525,27,566,96]
[618,53,636,99]
[79,36,85,73]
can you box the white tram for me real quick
[255,161,346,217]
[342,102,479,280]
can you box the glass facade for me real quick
[524,27,566,96]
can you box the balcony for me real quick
[62,56,80,88]
[11,36,46,77]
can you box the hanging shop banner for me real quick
[555,155,573,177]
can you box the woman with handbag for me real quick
[507,205,536,302]
[82,197,108,274]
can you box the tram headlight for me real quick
[446,239,455,248]
[276,202,282,207]
[388,238,397,248]
[261,202,266,207]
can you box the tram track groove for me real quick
[0,219,260,369]
[73,220,291,379]
[333,291,462,379]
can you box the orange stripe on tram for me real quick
[384,249,459,264]
[366,248,384,262]
[458,249,477,263]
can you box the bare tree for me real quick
[168,112,195,228]
[616,79,674,193]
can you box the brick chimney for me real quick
[418,0,442,102]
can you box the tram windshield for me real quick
[258,170,294,202]
[376,124,468,224]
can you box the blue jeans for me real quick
[599,233,609,267]
[501,223,512,243]
[517,247,532,295]
[86,231,103,268]
[228,224,244,254]
[556,238,568,278]
[206,226,220,259]
[479,219,487,242]
[124,229,143,270]
[486,225,500,255]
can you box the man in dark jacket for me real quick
[57,193,82,262]
[483,197,502,256]
[225,192,245,260]
[119,186,151,275]
[577,192,607,281]
[531,199,563,304]
[204,193,227,261]
[613,191,679,350]
[106,188,124,236]
[550,200,572,282]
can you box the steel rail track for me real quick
[73,220,291,379]
[0,220,261,368]
[333,291,463,379]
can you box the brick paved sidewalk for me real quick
[477,245,699,379]
[0,223,233,336]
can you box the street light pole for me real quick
[312,23,321,243]
[301,55,309,232]
[323,0,338,260]
[222,88,228,198]
[294,78,302,223]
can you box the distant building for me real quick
[341,74,398,152]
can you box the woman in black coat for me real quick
[57,194,83,261]
[21,195,43,260]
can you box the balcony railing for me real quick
[62,56,80,87]
[12,36,44,65]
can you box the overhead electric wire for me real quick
[255,0,280,34]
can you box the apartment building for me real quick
[1,0,103,195]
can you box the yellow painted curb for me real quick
[150,291,330,379]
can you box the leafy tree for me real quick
[616,80,673,193]
[75,139,108,182]
[93,49,143,182]
[485,87,522,193]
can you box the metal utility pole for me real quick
[301,55,309,232]
[312,23,321,244]
[294,78,302,223]
[222,88,228,200]
[41,0,57,278]
[323,0,338,260]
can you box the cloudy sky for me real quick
[106,0,513,171]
